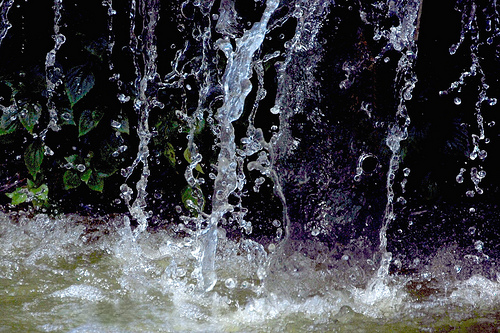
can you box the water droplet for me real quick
[478,150,487,160]
[117,94,130,103]
[270,106,280,114]
[44,146,54,156]
[339,80,351,89]
[449,44,458,55]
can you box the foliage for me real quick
[6,179,49,208]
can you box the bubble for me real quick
[403,167,411,177]
[311,229,320,236]
[225,278,236,289]
[489,98,497,106]
[454,97,461,105]
[466,190,475,198]
[474,240,484,252]
[76,164,86,172]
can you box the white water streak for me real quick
[42,0,65,137]
[123,0,160,237]
[0,0,15,47]
[198,0,279,292]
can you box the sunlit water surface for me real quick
[1,212,499,332]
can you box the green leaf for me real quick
[181,186,197,211]
[87,170,104,192]
[0,111,18,136]
[181,186,205,216]
[79,109,103,137]
[6,188,28,205]
[65,154,79,164]
[183,148,204,174]
[24,140,44,178]
[63,170,81,190]
[18,103,42,134]
[30,184,48,201]
[65,65,95,107]
[194,119,205,135]
[29,183,49,208]
[163,142,176,167]
[80,169,92,183]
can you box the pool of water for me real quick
[1,211,499,332]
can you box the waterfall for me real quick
[1,1,500,329]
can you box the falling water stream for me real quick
[1,0,500,331]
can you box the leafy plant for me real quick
[6,179,49,208]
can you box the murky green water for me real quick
[1,212,499,332]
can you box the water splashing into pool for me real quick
[1,0,500,331]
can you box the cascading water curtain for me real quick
[2,0,498,296]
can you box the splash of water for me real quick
[120,0,161,237]
[195,0,279,292]
[42,0,65,137]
